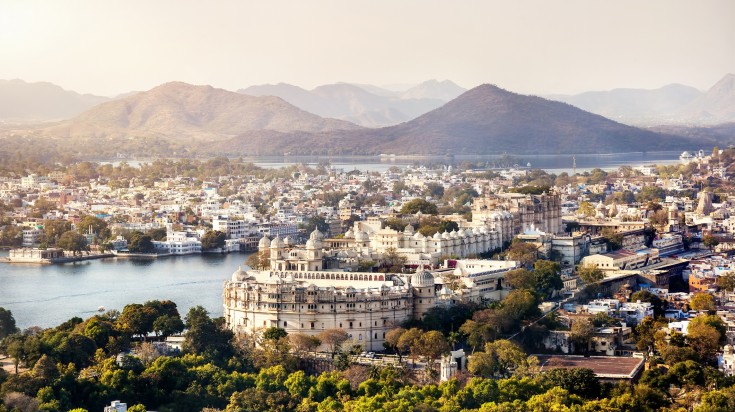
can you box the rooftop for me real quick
[535,355,644,380]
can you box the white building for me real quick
[104,401,127,412]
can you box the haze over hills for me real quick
[0,79,110,122]
[239,80,466,127]
[215,84,703,156]
[547,74,735,126]
[678,73,735,125]
[43,82,360,141]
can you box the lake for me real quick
[0,251,252,329]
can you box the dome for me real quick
[231,266,249,282]
[309,229,324,241]
[414,232,425,240]
[283,236,293,246]
[355,231,368,241]
[442,231,451,239]
[465,229,474,237]
[411,268,435,288]
[258,236,271,249]
[433,232,441,240]
[306,239,316,249]
[271,236,284,248]
[404,225,414,234]
[344,229,355,238]
[440,286,452,296]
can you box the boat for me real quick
[97,306,105,312]
[679,151,693,163]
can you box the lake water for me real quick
[0,251,252,329]
[105,151,687,174]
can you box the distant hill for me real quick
[239,80,466,127]
[0,79,110,122]
[546,84,703,125]
[678,73,735,125]
[44,82,360,141]
[215,84,702,156]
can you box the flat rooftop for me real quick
[535,355,644,380]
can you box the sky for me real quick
[0,0,733,97]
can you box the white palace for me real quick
[224,230,441,351]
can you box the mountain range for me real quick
[2,76,731,158]
[43,82,359,142]
[547,73,735,126]
[239,80,466,127]
[0,79,110,122]
[213,84,698,156]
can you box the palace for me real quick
[224,277,439,353]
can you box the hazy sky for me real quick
[1,0,733,96]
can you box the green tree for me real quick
[506,241,538,268]
[717,272,735,291]
[77,215,110,240]
[532,260,563,299]
[689,292,715,312]
[0,307,19,340]
[570,319,595,355]
[246,250,271,270]
[201,230,226,250]
[56,230,89,255]
[42,219,71,246]
[400,198,438,215]
[127,231,154,253]
[577,264,604,284]
[540,368,601,399]
[702,234,719,251]
[504,269,536,290]
[578,201,595,218]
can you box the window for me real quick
[310,322,315,329]
[283,321,287,327]
[349,322,353,329]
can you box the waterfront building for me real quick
[8,247,64,263]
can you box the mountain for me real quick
[399,79,467,101]
[678,73,735,124]
[45,82,360,141]
[0,79,110,122]
[215,84,701,156]
[239,80,465,127]
[546,84,703,125]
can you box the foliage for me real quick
[717,272,735,291]
[577,264,604,284]
[702,234,720,251]
[629,290,665,317]
[505,240,537,268]
[532,260,563,299]
[689,292,715,312]
[400,198,438,215]
[0,307,19,340]
[201,230,226,250]
[56,230,89,255]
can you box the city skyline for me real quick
[1,0,733,96]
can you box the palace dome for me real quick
[411,268,435,288]
[258,236,271,249]
[231,266,249,282]
[271,236,284,248]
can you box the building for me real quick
[8,248,64,263]
[104,401,127,412]
[223,265,437,352]
[446,259,518,303]
[536,355,645,383]
[580,249,660,272]
[719,345,735,377]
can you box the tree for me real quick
[263,327,288,342]
[381,247,407,273]
[630,290,665,318]
[400,198,438,215]
[396,328,424,364]
[689,293,715,312]
[717,272,735,291]
[201,230,226,250]
[468,340,532,378]
[577,264,604,284]
[183,306,234,358]
[56,230,89,255]
[43,219,71,246]
[533,260,563,299]
[686,320,721,362]
[578,201,595,218]
[319,329,349,358]
[504,269,536,290]
[540,368,601,399]
[506,241,538,268]
[702,234,719,251]
[570,319,595,355]
[77,215,110,240]
[127,231,154,253]
[246,250,271,270]
[117,303,157,339]
[0,307,19,340]
[416,330,450,364]
[384,328,406,361]
[289,333,321,356]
